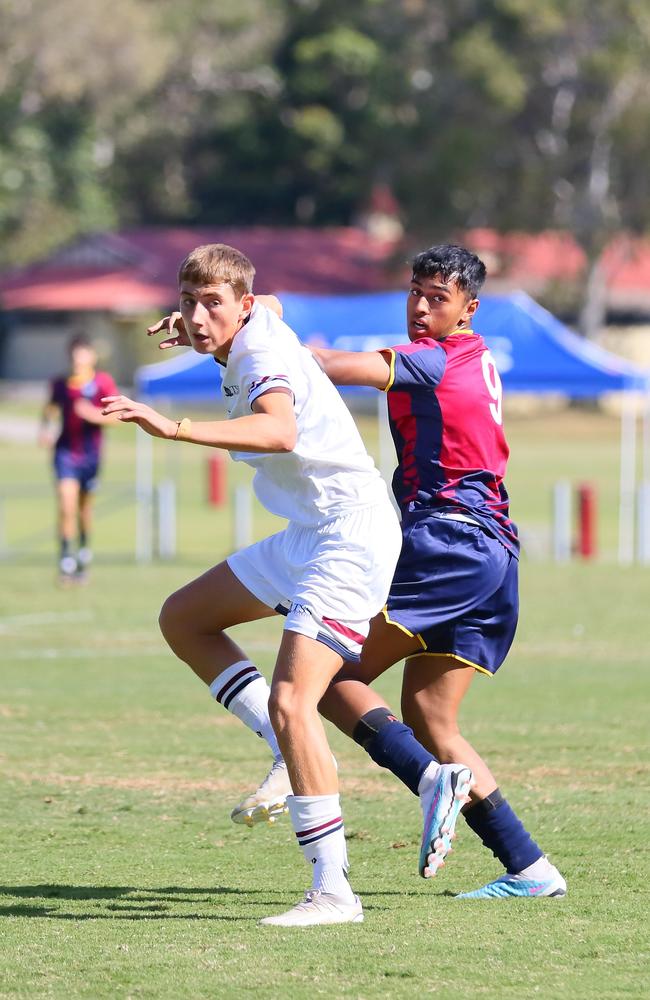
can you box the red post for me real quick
[207,453,227,506]
[576,483,597,559]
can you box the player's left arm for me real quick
[74,373,120,424]
[101,388,297,453]
[256,295,283,318]
[73,398,119,425]
[311,347,391,389]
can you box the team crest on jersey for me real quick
[81,381,97,398]
[223,384,240,397]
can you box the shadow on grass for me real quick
[0,882,458,920]
[0,883,455,922]
[0,907,262,921]
[0,884,243,900]
[0,884,284,920]
[0,884,440,901]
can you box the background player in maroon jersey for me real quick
[316,244,566,899]
[40,334,118,583]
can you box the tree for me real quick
[1,0,649,343]
[0,0,169,265]
[388,0,650,335]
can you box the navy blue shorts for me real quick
[54,449,100,492]
[384,513,519,676]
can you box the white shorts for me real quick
[227,503,401,660]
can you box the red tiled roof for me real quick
[2,226,649,314]
[0,227,402,312]
[465,229,650,309]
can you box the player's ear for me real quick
[239,292,255,320]
[463,297,479,324]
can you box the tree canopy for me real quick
[1,0,649,331]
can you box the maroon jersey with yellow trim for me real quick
[382,331,519,556]
[50,370,117,458]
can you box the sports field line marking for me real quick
[0,609,95,630]
[7,640,278,658]
[10,647,165,659]
[7,770,244,792]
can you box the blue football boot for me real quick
[456,866,567,899]
[419,764,474,878]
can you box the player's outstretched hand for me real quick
[101,395,178,439]
[147,312,191,350]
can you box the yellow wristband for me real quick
[174,417,192,441]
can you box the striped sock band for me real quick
[288,794,354,902]
[210,660,262,708]
[294,814,344,849]
[209,660,280,759]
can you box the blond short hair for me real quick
[177,244,256,298]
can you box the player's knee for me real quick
[403,687,442,724]
[402,695,458,750]
[158,591,186,646]
[268,683,306,735]
[267,688,288,735]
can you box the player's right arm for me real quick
[101,389,297,453]
[38,382,59,447]
[147,312,191,350]
[311,347,391,390]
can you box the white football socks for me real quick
[209,660,281,759]
[518,855,557,879]
[417,760,441,810]
[288,793,355,903]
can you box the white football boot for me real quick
[260,889,363,927]
[58,554,78,586]
[230,757,292,827]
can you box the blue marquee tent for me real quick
[136,291,649,399]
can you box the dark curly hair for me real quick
[411,244,486,299]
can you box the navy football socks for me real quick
[352,707,436,796]
[464,788,543,873]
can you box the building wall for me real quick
[1,311,142,385]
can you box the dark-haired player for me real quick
[40,335,118,583]
[316,244,566,900]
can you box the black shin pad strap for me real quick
[468,787,505,814]
[352,707,399,748]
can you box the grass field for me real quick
[1,399,649,998]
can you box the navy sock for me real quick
[352,708,437,796]
[464,789,543,873]
[59,537,71,559]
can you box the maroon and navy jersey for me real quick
[49,370,117,458]
[381,331,519,557]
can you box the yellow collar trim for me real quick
[67,369,96,387]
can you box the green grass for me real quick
[1,401,649,998]
[0,400,633,564]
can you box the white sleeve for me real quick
[237,344,295,410]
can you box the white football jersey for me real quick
[221,303,388,524]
